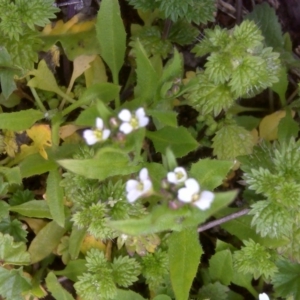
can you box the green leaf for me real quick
[146,126,198,158]
[46,272,75,300]
[58,149,139,180]
[153,295,172,300]
[46,169,65,227]
[75,105,99,127]
[96,0,126,83]
[272,259,300,298]
[0,218,27,243]
[0,233,30,265]
[278,109,299,143]
[68,226,86,260]
[231,272,257,297]
[134,39,159,104]
[190,159,233,190]
[212,124,255,160]
[81,83,120,104]
[112,289,146,300]
[208,250,233,285]
[10,200,52,219]
[20,154,57,178]
[55,259,87,282]
[0,267,31,300]
[0,166,22,185]
[271,66,288,105]
[28,220,67,263]
[168,227,203,300]
[0,109,43,131]
[149,110,178,128]
[198,282,229,300]
[246,2,284,49]
[0,201,9,221]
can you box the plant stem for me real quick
[162,19,172,40]
[197,208,250,232]
[26,76,47,113]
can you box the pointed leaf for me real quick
[0,109,43,131]
[169,228,203,300]
[46,272,75,300]
[96,0,126,83]
[146,126,198,158]
[46,169,65,227]
[10,200,52,219]
[28,221,66,263]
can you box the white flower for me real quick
[126,168,152,203]
[167,167,187,184]
[259,293,270,300]
[177,178,214,210]
[118,108,149,134]
[83,117,111,145]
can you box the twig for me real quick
[197,208,250,232]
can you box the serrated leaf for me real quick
[0,109,43,131]
[169,227,203,300]
[134,39,159,104]
[272,259,300,298]
[46,169,65,227]
[198,282,229,300]
[58,149,139,180]
[46,272,75,300]
[212,124,255,160]
[28,220,66,263]
[146,126,198,158]
[0,166,22,185]
[208,250,233,285]
[190,159,233,190]
[96,0,126,83]
[0,233,30,265]
[0,267,31,300]
[0,218,27,243]
[10,200,52,219]
[246,2,283,49]
[0,201,9,221]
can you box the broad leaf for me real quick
[96,0,126,83]
[112,289,147,300]
[46,272,75,300]
[28,221,66,263]
[0,201,9,221]
[10,200,52,219]
[46,169,65,227]
[198,282,229,300]
[169,228,203,300]
[55,259,87,282]
[0,233,30,265]
[149,110,178,128]
[146,126,198,158]
[278,109,299,143]
[0,109,43,131]
[190,159,233,190]
[0,267,31,300]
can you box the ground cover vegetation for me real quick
[0,0,300,299]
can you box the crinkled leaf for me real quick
[10,200,52,219]
[0,166,22,185]
[169,227,202,300]
[96,0,126,83]
[0,109,43,131]
[190,159,233,190]
[146,126,198,158]
[46,169,65,227]
[0,267,31,300]
[198,282,229,300]
[0,218,27,243]
[28,220,66,263]
[212,124,255,160]
[0,233,30,265]
[46,272,75,300]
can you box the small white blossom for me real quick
[118,108,149,134]
[259,293,270,300]
[167,167,187,184]
[177,178,214,210]
[83,117,110,145]
[126,168,152,203]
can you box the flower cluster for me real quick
[125,167,215,210]
[83,108,149,145]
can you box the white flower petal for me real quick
[194,191,214,210]
[178,187,193,203]
[139,168,149,180]
[95,117,104,130]
[118,109,132,122]
[126,179,139,192]
[135,107,146,118]
[83,130,97,145]
[142,179,152,193]
[184,178,200,193]
[138,116,149,127]
[259,293,270,300]
[102,129,111,140]
[167,172,177,184]
[120,123,133,134]
[127,190,142,203]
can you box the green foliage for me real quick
[197,282,229,300]
[9,189,34,206]
[0,217,27,243]
[75,249,141,300]
[233,239,278,280]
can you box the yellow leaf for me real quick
[20,217,48,235]
[26,124,52,159]
[80,234,106,255]
[3,130,18,157]
[259,110,295,141]
[85,55,108,87]
[59,124,81,140]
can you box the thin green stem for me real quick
[26,76,47,113]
